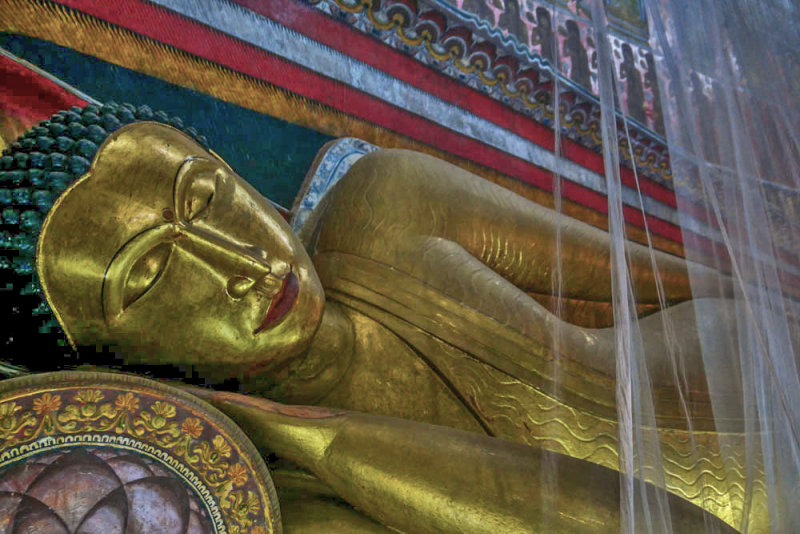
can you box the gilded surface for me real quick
[313,253,756,528]
[30,123,753,532]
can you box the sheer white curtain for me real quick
[586,0,800,531]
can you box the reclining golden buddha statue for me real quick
[0,103,749,532]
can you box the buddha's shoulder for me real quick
[314,149,497,234]
[337,149,483,195]
[304,147,508,254]
[306,150,441,240]
[352,148,463,172]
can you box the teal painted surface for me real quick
[1,34,333,208]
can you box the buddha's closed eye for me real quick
[123,242,173,309]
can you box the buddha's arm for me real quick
[188,387,736,534]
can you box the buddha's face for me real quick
[37,123,325,374]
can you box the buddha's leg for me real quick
[406,240,769,529]
[445,176,732,310]
[318,237,754,527]
[356,150,729,305]
[319,150,716,309]
[637,295,798,418]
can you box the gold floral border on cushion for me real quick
[0,371,280,534]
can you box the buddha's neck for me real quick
[243,301,355,404]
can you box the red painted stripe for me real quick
[55,0,681,211]
[231,0,555,147]
[0,54,87,125]
[50,0,683,240]
[232,0,681,209]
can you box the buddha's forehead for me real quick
[52,123,210,258]
[88,122,207,231]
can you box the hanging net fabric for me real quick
[577,0,800,531]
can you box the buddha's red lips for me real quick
[255,271,299,333]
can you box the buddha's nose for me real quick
[242,245,289,275]
[251,259,291,298]
[226,246,292,299]
[227,270,283,299]
[268,257,291,278]
[244,245,269,264]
